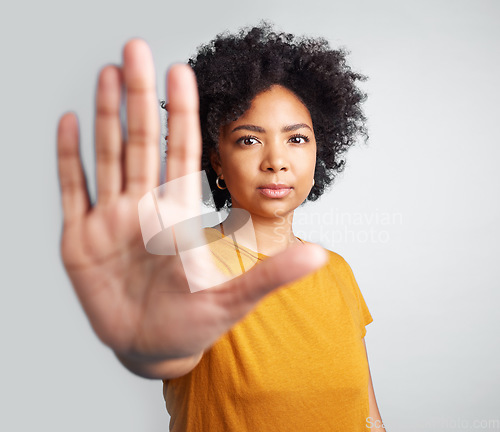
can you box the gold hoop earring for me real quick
[216,175,227,190]
[312,178,315,187]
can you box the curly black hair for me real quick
[166,22,368,210]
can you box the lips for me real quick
[257,184,292,198]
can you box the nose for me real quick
[260,141,289,172]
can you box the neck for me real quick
[221,207,299,256]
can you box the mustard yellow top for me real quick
[163,228,373,431]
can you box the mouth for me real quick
[257,184,292,199]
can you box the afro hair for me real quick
[165,22,368,210]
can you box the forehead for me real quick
[226,85,313,130]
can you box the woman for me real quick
[57,23,385,431]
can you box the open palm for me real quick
[57,40,326,378]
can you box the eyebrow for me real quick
[230,123,313,134]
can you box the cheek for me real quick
[295,148,317,177]
[223,153,256,179]
[308,145,317,175]
[224,165,251,192]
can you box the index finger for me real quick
[165,64,202,183]
[138,65,205,260]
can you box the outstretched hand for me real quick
[57,39,327,377]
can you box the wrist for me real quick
[115,350,204,380]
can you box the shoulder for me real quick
[301,244,359,287]
[302,242,351,270]
[324,248,349,266]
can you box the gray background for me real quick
[1,0,499,431]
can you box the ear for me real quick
[210,148,222,176]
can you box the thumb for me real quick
[214,243,328,318]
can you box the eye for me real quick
[288,134,310,144]
[236,135,260,146]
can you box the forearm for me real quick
[115,350,204,380]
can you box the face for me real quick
[212,85,317,220]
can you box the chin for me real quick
[255,201,299,218]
